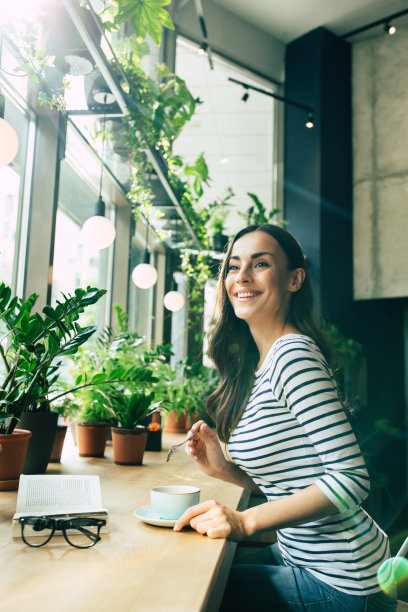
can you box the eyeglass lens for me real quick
[20,517,104,548]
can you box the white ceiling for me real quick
[211,0,408,43]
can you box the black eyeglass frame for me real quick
[19,516,106,548]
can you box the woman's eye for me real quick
[255,260,268,268]
[227,265,239,272]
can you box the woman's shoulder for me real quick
[272,333,325,366]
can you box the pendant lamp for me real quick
[164,276,185,312]
[132,222,158,289]
[81,101,116,249]
[0,92,19,167]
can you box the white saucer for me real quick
[134,505,178,528]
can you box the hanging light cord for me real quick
[99,96,107,198]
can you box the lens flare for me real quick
[377,556,408,594]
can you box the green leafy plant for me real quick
[206,187,235,236]
[0,283,107,434]
[108,0,175,46]
[96,389,161,429]
[240,192,286,227]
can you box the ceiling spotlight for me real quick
[305,112,314,128]
[384,23,397,35]
[198,41,208,56]
[220,157,230,164]
[241,92,249,103]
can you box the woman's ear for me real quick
[288,268,305,293]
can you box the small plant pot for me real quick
[145,428,162,452]
[163,411,187,434]
[0,429,32,491]
[18,411,58,474]
[77,423,109,457]
[111,427,148,465]
[49,425,68,463]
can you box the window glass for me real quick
[127,235,154,339]
[0,91,32,292]
[174,37,276,235]
[51,123,114,329]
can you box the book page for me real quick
[14,475,107,518]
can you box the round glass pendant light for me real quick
[81,103,116,249]
[164,289,185,312]
[82,196,116,249]
[132,222,158,289]
[164,276,185,312]
[0,93,19,167]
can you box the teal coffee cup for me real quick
[150,485,200,520]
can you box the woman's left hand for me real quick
[173,500,248,541]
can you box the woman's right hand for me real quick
[185,420,229,478]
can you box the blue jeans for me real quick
[220,543,397,612]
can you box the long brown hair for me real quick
[206,224,331,442]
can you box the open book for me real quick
[12,474,108,537]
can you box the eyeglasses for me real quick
[19,516,106,548]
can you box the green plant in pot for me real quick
[0,283,108,479]
[96,388,162,465]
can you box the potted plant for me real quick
[239,192,286,227]
[0,283,148,481]
[101,389,162,465]
[0,283,107,479]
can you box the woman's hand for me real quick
[185,420,229,478]
[173,500,248,541]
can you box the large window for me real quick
[174,37,276,235]
[51,123,114,329]
[0,43,34,294]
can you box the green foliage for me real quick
[97,389,161,429]
[183,153,211,198]
[0,283,106,433]
[323,322,362,404]
[154,360,214,424]
[240,192,286,227]
[64,305,169,426]
[205,187,235,236]
[109,0,175,46]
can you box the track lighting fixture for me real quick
[131,222,158,289]
[0,92,19,167]
[229,78,314,129]
[305,113,314,129]
[342,8,408,39]
[198,41,208,56]
[384,23,397,35]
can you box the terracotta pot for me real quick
[186,412,199,430]
[163,411,187,434]
[49,425,68,462]
[111,427,148,465]
[77,424,109,457]
[0,429,32,491]
[18,411,58,474]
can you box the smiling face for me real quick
[225,231,303,328]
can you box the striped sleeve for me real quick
[270,338,370,512]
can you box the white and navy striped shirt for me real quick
[228,334,389,595]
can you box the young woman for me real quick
[174,224,396,611]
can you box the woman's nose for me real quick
[236,264,252,283]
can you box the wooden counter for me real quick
[0,431,250,612]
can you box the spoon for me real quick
[165,429,200,462]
